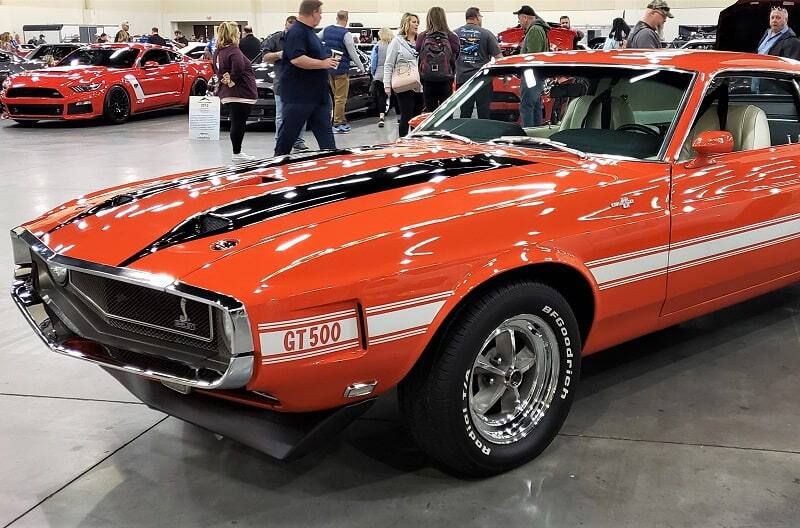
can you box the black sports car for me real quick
[0,50,41,86]
[219,49,374,125]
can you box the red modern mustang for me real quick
[0,43,212,125]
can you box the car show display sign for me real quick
[189,95,220,141]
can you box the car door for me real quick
[346,49,372,112]
[663,72,800,315]
[136,49,183,108]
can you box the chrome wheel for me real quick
[468,314,561,445]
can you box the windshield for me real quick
[58,48,139,68]
[412,65,694,160]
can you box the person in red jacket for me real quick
[214,21,259,163]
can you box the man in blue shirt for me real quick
[274,0,339,156]
[756,7,800,58]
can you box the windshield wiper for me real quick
[487,136,588,159]
[411,130,473,144]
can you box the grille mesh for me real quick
[6,87,63,98]
[69,270,218,348]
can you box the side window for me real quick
[168,51,182,63]
[141,50,170,65]
[683,74,800,159]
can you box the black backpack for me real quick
[419,31,454,82]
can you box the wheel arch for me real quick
[400,254,597,383]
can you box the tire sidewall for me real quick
[450,284,581,471]
[104,86,130,124]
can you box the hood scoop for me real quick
[118,153,533,267]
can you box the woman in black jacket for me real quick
[214,21,258,163]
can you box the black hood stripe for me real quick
[46,149,362,235]
[118,154,532,267]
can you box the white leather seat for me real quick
[558,94,635,131]
[679,104,771,160]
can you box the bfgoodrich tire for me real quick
[399,281,581,477]
[103,86,130,124]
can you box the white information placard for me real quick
[189,96,220,141]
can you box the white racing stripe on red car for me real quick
[257,292,453,364]
[588,212,800,290]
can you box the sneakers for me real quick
[292,142,310,152]
[332,124,351,134]
[378,118,385,128]
[231,152,256,163]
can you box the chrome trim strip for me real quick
[10,227,254,389]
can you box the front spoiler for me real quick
[107,368,375,460]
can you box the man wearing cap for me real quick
[756,7,800,59]
[515,5,549,126]
[627,1,673,49]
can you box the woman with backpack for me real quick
[603,18,630,50]
[384,13,423,137]
[416,7,460,112]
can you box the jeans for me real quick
[274,96,336,156]
[520,83,545,127]
[274,94,306,148]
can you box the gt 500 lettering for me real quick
[259,312,360,362]
[283,321,343,351]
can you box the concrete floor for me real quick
[1,111,799,528]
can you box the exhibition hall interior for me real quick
[1,0,799,526]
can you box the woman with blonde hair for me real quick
[213,21,258,163]
[384,13,423,137]
[0,32,14,52]
[370,27,394,127]
[416,6,460,112]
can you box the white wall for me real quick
[0,0,739,42]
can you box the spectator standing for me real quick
[274,0,340,156]
[97,33,109,43]
[115,23,131,43]
[370,27,394,128]
[148,28,167,46]
[455,7,502,119]
[239,26,261,61]
[756,7,800,58]
[322,10,365,134]
[559,16,584,48]
[627,1,672,49]
[213,21,259,163]
[603,18,630,50]
[263,16,309,152]
[416,7,459,113]
[174,30,189,48]
[0,33,13,52]
[12,33,21,48]
[516,5,548,126]
[384,12,423,137]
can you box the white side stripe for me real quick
[367,300,446,339]
[589,212,800,289]
[366,291,453,314]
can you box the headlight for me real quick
[70,83,101,93]
[48,264,68,285]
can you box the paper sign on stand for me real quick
[189,96,220,141]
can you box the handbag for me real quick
[391,58,420,93]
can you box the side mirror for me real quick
[687,130,733,168]
[142,60,159,69]
[408,112,432,130]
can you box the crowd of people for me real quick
[6,0,800,163]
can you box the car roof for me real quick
[494,49,800,75]
[84,43,167,51]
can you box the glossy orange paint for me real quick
[17,50,800,412]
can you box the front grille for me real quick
[69,270,214,342]
[257,87,273,99]
[492,91,520,103]
[6,103,63,116]
[6,87,63,98]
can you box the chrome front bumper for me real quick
[10,227,255,389]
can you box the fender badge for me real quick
[611,197,634,209]
[211,239,239,251]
